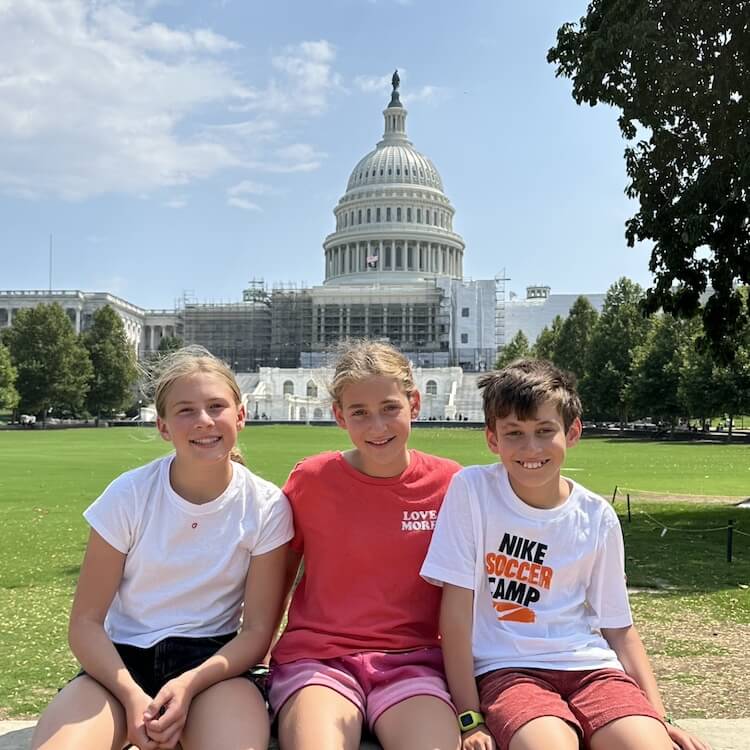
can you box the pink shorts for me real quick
[478,667,664,749]
[269,648,454,729]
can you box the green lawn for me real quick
[1,426,748,717]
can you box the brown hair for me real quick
[328,340,415,405]
[477,358,582,431]
[148,345,245,464]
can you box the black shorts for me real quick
[73,633,269,700]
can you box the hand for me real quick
[122,689,159,750]
[142,676,195,749]
[462,725,496,750]
[666,723,712,750]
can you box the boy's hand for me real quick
[666,723,712,750]
[142,676,195,749]
[461,725,496,750]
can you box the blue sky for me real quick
[0,0,655,309]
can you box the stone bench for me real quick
[0,722,382,750]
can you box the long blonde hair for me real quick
[148,346,245,464]
[328,340,415,406]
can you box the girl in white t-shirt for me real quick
[32,346,293,750]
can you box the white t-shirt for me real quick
[421,464,632,675]
[84,455,294,648]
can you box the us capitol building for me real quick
[0,74,604,420]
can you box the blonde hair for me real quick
[148,345,245,464]
[328,340,415,405]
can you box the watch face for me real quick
[460,714,474,728]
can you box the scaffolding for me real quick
[495,269,510,355]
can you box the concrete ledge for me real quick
[3,719,750,749]
[0,722,383,750]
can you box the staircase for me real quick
[452,372,484,422]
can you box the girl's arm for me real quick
[603,625,711,750]
[69,530,158,749]
[440,583,495,750]
[143,543,289,746]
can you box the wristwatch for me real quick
[458,710,485,733]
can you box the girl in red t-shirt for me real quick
[270,340,462,750]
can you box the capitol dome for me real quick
[323,72,465,286]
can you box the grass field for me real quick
[1,426,749,719]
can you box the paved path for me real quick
[2,718,749,749]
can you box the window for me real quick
[425,380,438,396]
[416,208,422,223]
[425,210,430,224]
[283,380,294,396]
[406,207,412,222]
[460,334,469,344]
[386,207,391,221]
[396,167,400,176]
[388,168,392,175]
[306,380,318,398]
[380,168,383,176]
[367,208,371,223]
[461,307,470,318]
[376,207,381,222]
[397,207,402,221]
[343,213,347,228]
[385,245,392,268]
[395,245,403,268]
[358,210,362,225]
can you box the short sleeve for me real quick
[420,472,478,590]
[252,487,294,556]
[83,474,136,554]
[282,463,305,554]
[586,515,633,629]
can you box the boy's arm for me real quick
[603,625,711,750]
[440,583,495,750]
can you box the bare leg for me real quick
[31,675,128,750]
[589,716,672,750]
[180,678,269,750]
[277,685,363,750]
[373,695,459,750]
[508,716,579,750]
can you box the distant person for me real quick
[32,346,293,750]
[270,340,462,750]
[421,359,709,750]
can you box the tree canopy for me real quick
[83,305,139,417]
[549,1,750,360]
[496,330,530,368]
[0,341,19,411]
[3,304,93,417]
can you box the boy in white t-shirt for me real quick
[421,360,709,750]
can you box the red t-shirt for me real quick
[272,450,461,664]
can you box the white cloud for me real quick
[0,1,335,199]
[263,144,326,173]
[354,73,392,94]
[250,40,342,116]
[228,197,262,211]
[164,197,187,208]
[227,180,274,197]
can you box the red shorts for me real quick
[478,667,663,749]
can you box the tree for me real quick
[553,297,598,379]
[3,304,93,417]
[533,315,563,360]
[83,306,139,418]
[580,278,650,421]
[496,330,530,368]
[549,2,750,360]
[158,335,183,354]
[0,341,19,411]
[628,315,691,429]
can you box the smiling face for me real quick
[486,398,582,508]
[332,375,420,478]
[156,372,245,466]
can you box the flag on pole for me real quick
[366,254,379,268]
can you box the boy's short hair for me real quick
[477,358,582,431]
